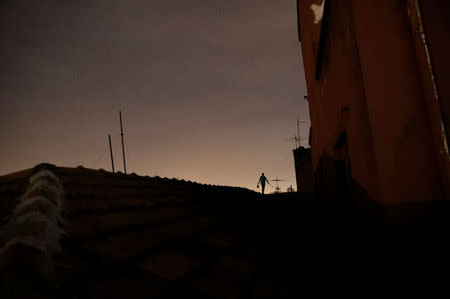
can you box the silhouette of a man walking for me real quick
[257,173,271,194]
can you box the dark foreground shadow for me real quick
[1,164,449,298]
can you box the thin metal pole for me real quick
[120,111,127,174]
[108,134,115,173]
[297,117,300,147]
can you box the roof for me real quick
[1,164,448,297]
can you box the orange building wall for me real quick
[298,0,449,204]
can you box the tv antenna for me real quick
[119,111,127,174]
[297,117,307,141]
[271,176,286,193]
[287,136,308,148]
[108,134,115,173]
[294,117,308,148]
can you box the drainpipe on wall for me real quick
[406,0,450,199]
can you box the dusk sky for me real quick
[0,0,309,192]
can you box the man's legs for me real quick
[261,184,265,194]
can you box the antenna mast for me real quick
[271,176,286,193]
[120,111,127,174]
[108,134,115,173]
[296,117,308,147]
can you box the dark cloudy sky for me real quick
[0,0,309,191]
